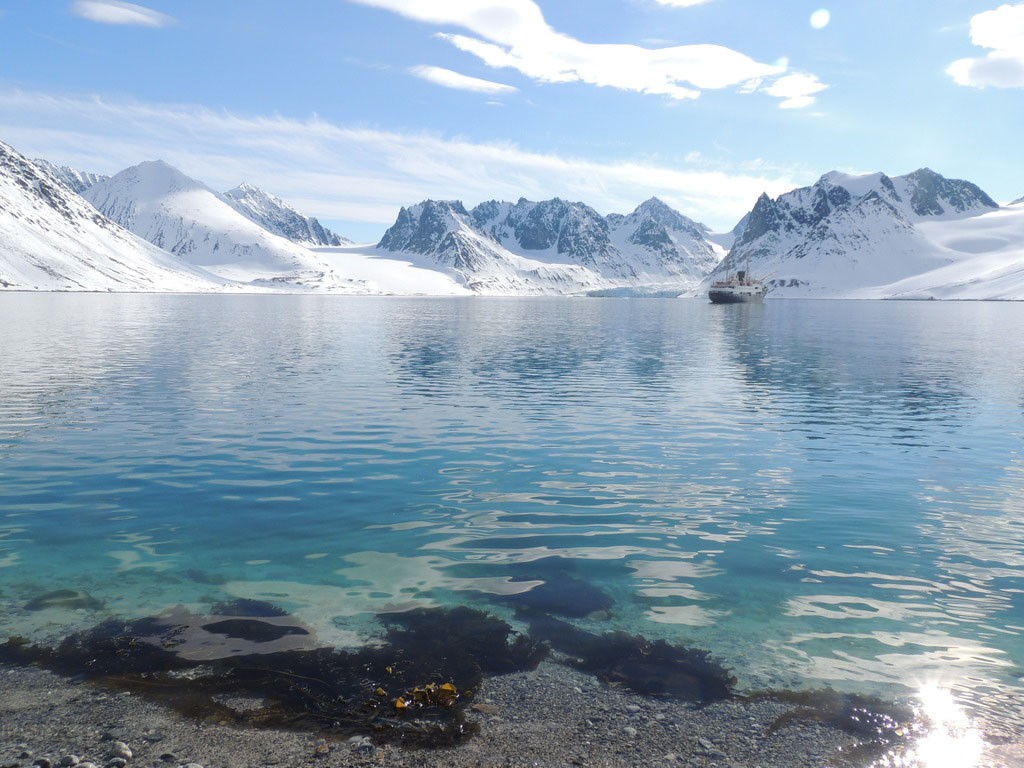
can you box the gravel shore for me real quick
[0,659,883,768]
[5,658,1024,768]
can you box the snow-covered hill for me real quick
[223,182,350,247]
[874,202,1024,300]
[83,161,364,291]
[31,159,108,195]
[0,140,226,292]
[378,196,720,294]
[711,168,1007,298]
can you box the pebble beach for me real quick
[1,659,865,768]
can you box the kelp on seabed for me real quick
[523,611,736,703]
[1,594,920,756]
[0,602,546,748]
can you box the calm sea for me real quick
[2,294,1023,757]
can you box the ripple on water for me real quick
[2,295,1024,752]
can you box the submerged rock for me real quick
[24,589,103,612]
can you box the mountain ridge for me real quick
[82,161,365,291]
[0,141,225,292]
[376,195,720,294]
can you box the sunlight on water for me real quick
[874,685,984,768]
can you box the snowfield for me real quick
[312,245,472,296]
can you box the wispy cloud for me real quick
[410,65,518,95]
[72,1,174,28]
[347,0,826,108]
[947,2,1024,88]
[0,88,809,235]
[651,0,714,6]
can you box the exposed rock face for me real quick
[31,159,109,194]
[224,182,349,246]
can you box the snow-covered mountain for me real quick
[377,196,720,294]
[711,168,1005,298]
[31,159,108,195]
[223,182,350,247]
[83,161,363,290]
[378,199,601,294]
[606,197,720,282]
[0,139,226,292]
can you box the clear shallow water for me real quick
[2,294,1023,755]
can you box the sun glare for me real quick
[875,684,986,768]
[810,9,831,29]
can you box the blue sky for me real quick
[0,0,1021,241]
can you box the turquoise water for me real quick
[2,294,1023,751]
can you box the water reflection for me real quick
[3,295,1024,750]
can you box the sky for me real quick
[0,0,1021,241]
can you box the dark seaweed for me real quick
[486,557,615,618]
[0,605,543,748]
[383,606,548,674]
[525,612,735,703]
[765,688,916,740]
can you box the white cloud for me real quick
[347,0,825,107]
[947,3,1024,88]
[0,88,810,235]
[410,65,518,94]
[72,0,174,27]
[764,72,828,109]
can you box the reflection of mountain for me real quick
[708,303,970,443]
[384,300,694,413]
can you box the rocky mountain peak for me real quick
[898,167,998,217]
[377,199,472,254]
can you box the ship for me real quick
[708,257,768,304]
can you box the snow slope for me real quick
[0,139,226,292]
[872,202,1024,300]
[710,168,1007,298]
[378,197,720,295]
[224,183,350,247]
[312,245,472,295]
[83,161,365,291]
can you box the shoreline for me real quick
[2,660,864,768]
[2,659,1020,768]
